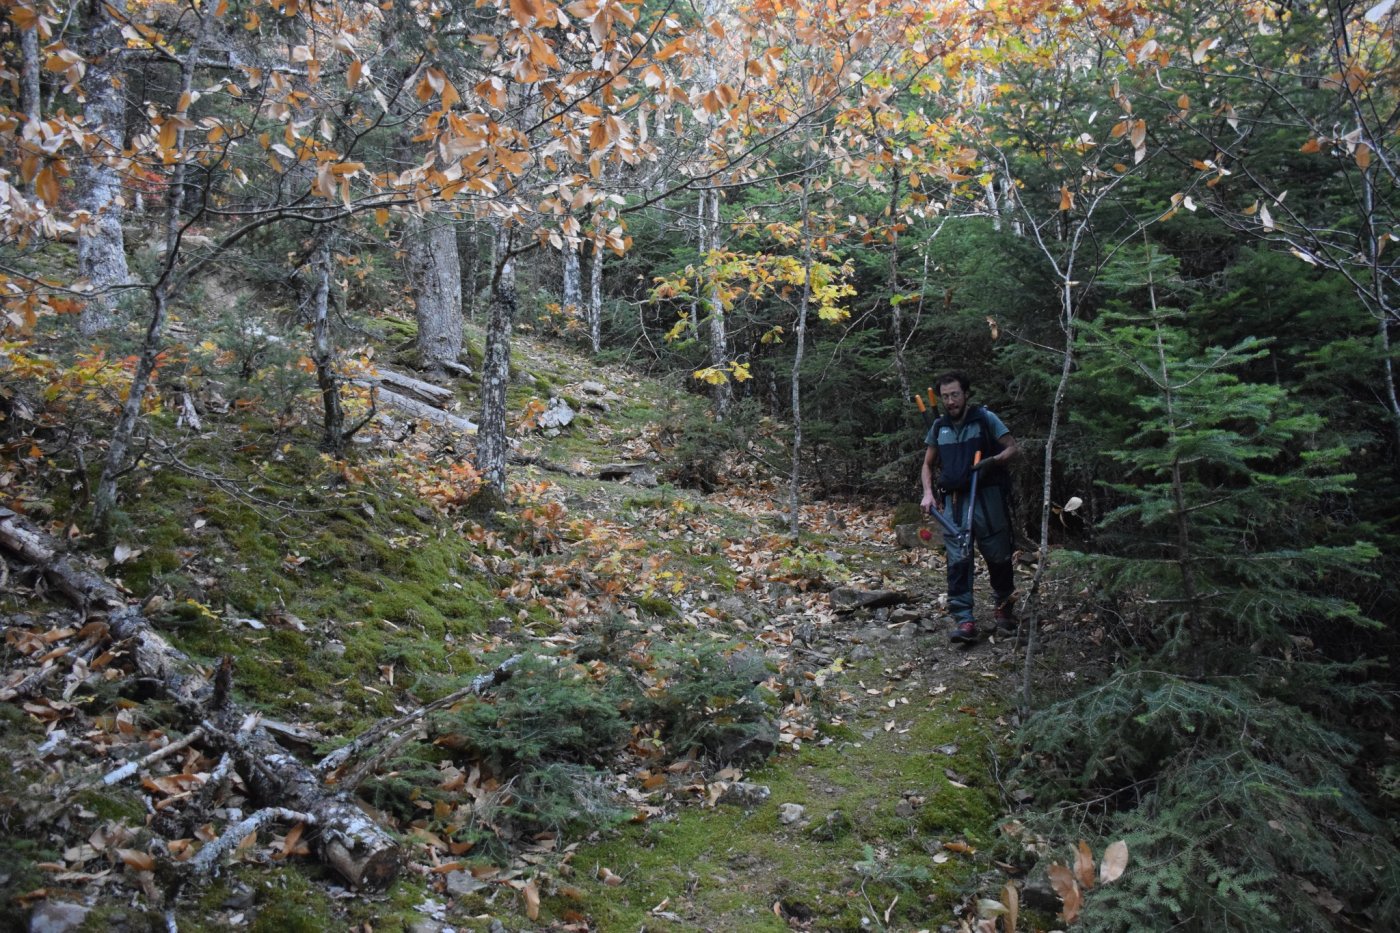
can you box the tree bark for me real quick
[310,230,346,454]
[588,239,604,353]
[406,211,463,375]
[477,223,517,494]
[20,26,40,127]
[562,225,582,324]
[75,0,132,336]
[702,187,733,418]
[789,168,814,538]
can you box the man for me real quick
[920,371,1019,644]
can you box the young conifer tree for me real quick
[1019,244,1397,930]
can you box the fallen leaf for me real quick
[1074,839,1095,889]
[1099,839,1129,884]
[1048,863,1082,923]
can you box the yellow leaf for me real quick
[34,166,60,205]
[375,208,390,226]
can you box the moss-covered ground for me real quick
[0,327,1023,932]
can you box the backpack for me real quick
[930,405,1011,493]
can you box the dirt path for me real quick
[543,497,1030,932]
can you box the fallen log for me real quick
[361,369,456,407]
[373,386,478,434]
[0,509,403,888]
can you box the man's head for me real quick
[936,371,971,419]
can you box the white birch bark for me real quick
[75,0,132,336]
[477,223,517,495]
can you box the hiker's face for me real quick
[939,385,967,418]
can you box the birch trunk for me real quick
[587,241,604,353]
[75,0,131,336]
[788,169,814,537]
[21,27,39,126]
[562,230,582,323]
[310,231,345,453]
[406,211,463,375]
[703,188,732,418]
[477,224,517,495]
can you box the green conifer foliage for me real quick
[1019,244,1397,930]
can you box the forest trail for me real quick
[0,333,1052,932]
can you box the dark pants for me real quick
[943,484,1014,623]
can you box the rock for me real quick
[537,397,576,430]
[625,467,659,488]
[894,799,916,819]
[29,902,90,933]
[718,720,779,763]
[719,781,771,807]
[829,587,908,612]
[849,645,877,662]
[579,380,609,396]
[852,625,896,645]
[889,606,924,625]
[778,803,806,825]
[809,810,852,841]
[445,870,488,898]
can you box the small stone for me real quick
[894,800,916,819]
[809,810,852,841]
[445,871,487,898]
[778,803,806,825]
[718,781,771,807]
[29,902,90,933]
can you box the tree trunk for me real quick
[703,188,732,418]
[91,0,218,534]
[21,26,40,127]
[406,211,463,375]
[477,224,517,495]
[75,0,132,336]
[310,231,345,454]
[588,239,604,353]
[789,169,814,538]
[562,227,582,323]
[886,167,911,407]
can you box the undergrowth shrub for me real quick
[1019,668,1400,930]
[426,653,630,835]
[637,640,774,760]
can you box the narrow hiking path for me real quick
[513,481,1040,932]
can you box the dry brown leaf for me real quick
[1099,839,1129,884]
[1074,839,1096,889]
[1047,862,1082,923]
[117,848,154,872]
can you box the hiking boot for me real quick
[949,620,978,644]
[993,600,1018,633]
